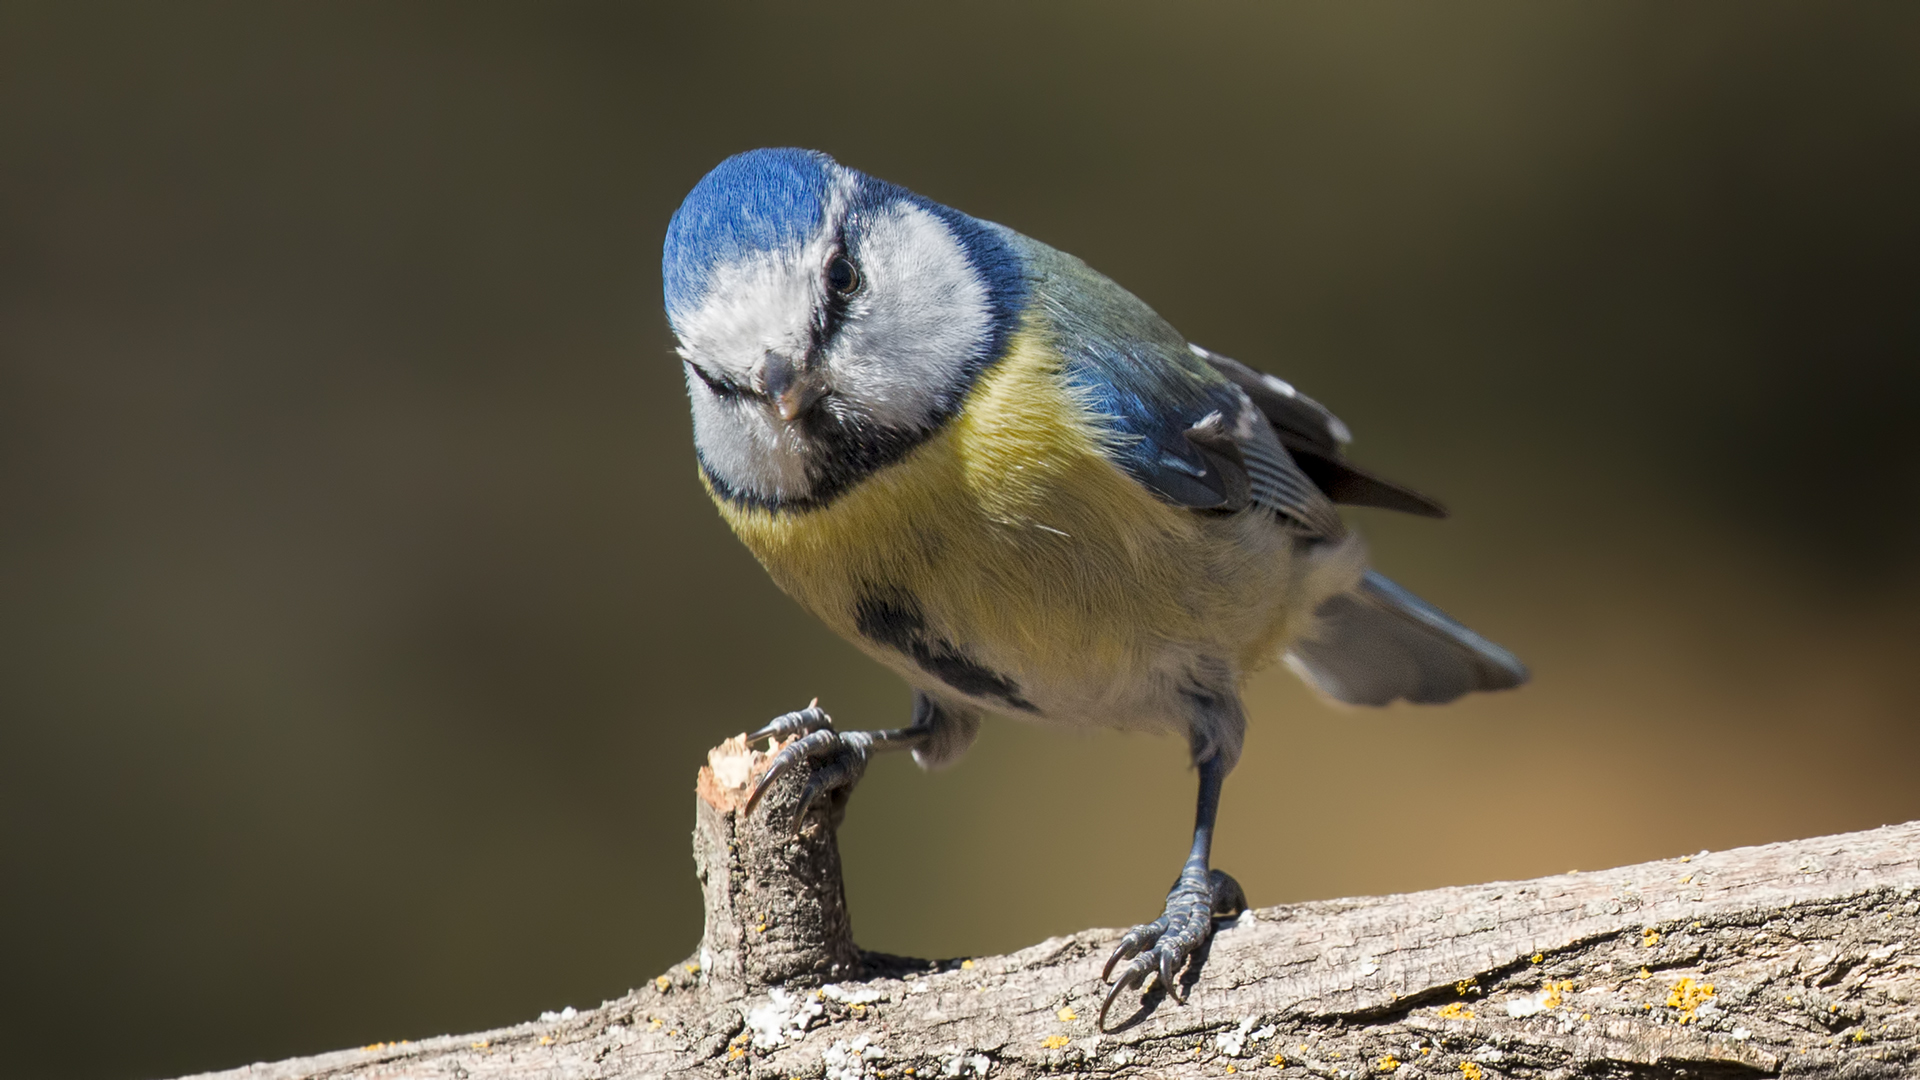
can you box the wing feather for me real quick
[1191,344,1447,519]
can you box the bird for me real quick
[661,147,1527,1026]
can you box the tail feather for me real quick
[1285,571,1528,706]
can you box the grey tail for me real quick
[1285,571,1529,706]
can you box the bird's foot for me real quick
[1098,866,1247,1031]
[743,703,898,829]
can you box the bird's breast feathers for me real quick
[708,322,1357,729]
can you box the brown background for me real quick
[3,4,1916,1079]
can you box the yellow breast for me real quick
[709,327,1304,712]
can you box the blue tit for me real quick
[661,148,1526,1023]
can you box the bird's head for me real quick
[663,148,1025,509]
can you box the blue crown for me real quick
[662,148,839,324]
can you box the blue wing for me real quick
[1065,326,1251,510]
[1028,244,1343,537]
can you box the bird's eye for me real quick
[826,254,859,296]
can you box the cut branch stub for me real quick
[692,734,859,989]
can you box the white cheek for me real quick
[828,204,990,429]
[686,375,815,501]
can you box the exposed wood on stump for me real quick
[188,734,1920,1080]
[694,734,861,989]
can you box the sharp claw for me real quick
[741,719,874,827]
[796,763,843,807]
[742,757,789,816]
[1159,949,1182,1003]
[746,700,831,744]
[791,759,852,831]
[1102,920,1158,983]
[1101,939,1133,984]
[743,728,826,816]
[1097,962,1147,1032]
[1100,868,1242,1023]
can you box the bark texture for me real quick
[186,736,1920,1080]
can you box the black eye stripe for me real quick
[686,360,748,399]
[815,241,857,351]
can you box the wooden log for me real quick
[185,734,1920,1080]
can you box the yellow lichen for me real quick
[1378,1053,1401,1072]
[684,963,701,974]
[728,1046,746,1060]
[1643,929,1661,948]
[1454,977,1479,996]
[538,1036,555,1047]
[1270,1054,1287,1068]
[961,959,975,970]
[655,975,671,992]
[1542,980,1574,1009]
[1666,977,1715,1022]
[1679,874,1694,885]
[1460,1064,1483,1080]
[1638,967,1652,980]
[1529,953,1543,964]
[649,1018,663,1029]
[1437,1003,1475,1020]
[1056,1007,1078,1022]
[1042,1035,1070,1050]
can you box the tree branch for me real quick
[188,735,1920,1080]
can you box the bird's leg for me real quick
[1098,751,1248,1030]
[743,701,929,829]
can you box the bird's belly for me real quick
[712,342,1330,729]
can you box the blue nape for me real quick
[663,148,838,322]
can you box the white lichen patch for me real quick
[1215,1016,1259,1056]
[746,986,825,1049]
[822,1035,884,1080]
[821,983,887,1006]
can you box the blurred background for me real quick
[3,3,1917,1077]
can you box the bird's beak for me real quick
[755,353,828,422]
